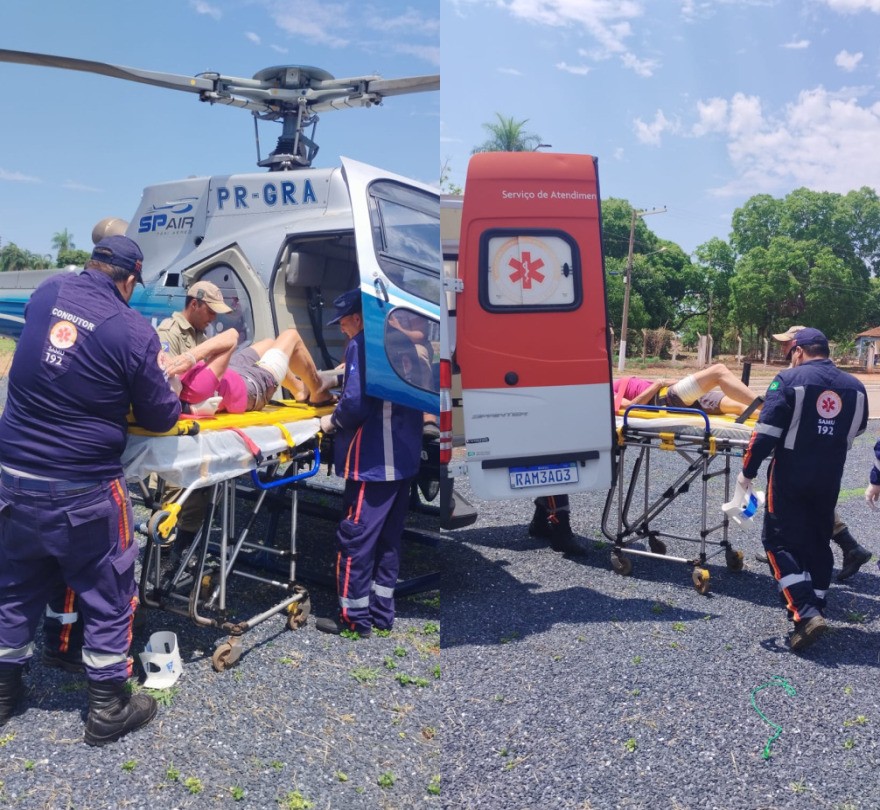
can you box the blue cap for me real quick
[327,289,362,324]
[793,327,829,350]
[91,235,144,284]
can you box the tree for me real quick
[51,228,75,255]
[0,242,50,272]
[440,157,463,196]
[472,113,543,153]
[56,248,91,268]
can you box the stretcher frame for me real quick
[124,403,327,671]
[600,404,755,594]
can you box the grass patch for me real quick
[351,666,380,685]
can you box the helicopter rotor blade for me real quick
[0,48,215,94]
[365,75,440,96]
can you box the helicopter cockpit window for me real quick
[195,265,255,345]
[478,229,582,313]
[385,307,439,395]
[367,181,441,306]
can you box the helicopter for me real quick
[0,48,440,418]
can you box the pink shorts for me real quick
[179,362,248,414]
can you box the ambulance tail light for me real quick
[439,358,453,464]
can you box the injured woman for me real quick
[614,363,764,418]
[163,328,339,415]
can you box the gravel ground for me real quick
[441,421,880,810]
[0,375,441,809]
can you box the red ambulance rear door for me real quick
[456,152,614,500]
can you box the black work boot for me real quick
[547,512,583,554]
[527,500,550,538]
[84,680,158,747]
[42,646,85,674]
[0,665,25,727]
[837,543,872,582]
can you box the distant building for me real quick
[855,327,880,366]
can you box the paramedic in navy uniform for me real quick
[315,289,423,637]
[738,328,867,652]
[0,235,181,745]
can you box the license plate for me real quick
[508,462,579,489]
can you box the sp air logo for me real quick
[138,198,198,234]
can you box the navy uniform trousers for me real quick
[762,460,837,623]
[335,478,413,633]
[0,475,138,683]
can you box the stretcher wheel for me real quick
[691,567,710,594]
[725,548,744,572]
[211,642,240,672]
[611,552,633,576]
[147,510,173,545]
[648,536,667,555]
[286,596,311,630]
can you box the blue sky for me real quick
[0,0,439,257]
[442,0,880,255]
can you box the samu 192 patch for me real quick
[768,381,780,391]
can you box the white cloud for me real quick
[364,6,440,35]
[556,62,591,75]
[245,32,261,45]
[633,109,675,145]
[189,0,222,20]
[821,0,880,11]
[781,38,810,49]
[270,44,288,54]
[498,67,523,76]
[835,49,863,71]
[621,52,658,77]
[393,43,440,67]
[0,168,39,183]
[693,97,729,136]
[484,0,658,76]
[691,86,880,197]
[260,1,437,58]
[266,0,351,48]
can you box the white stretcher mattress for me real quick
[615,411,756,442]
[122,418,321,489]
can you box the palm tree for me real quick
[472,113,543,153]
[51,228,75,255]
[0,242,50,272]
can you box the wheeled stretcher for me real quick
[122,401,329,671]
[600,404,758,594]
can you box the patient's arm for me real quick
[622,380,666,408]
[165,328,239,377]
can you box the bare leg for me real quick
[691,363,760,409]
[267,329,330,403]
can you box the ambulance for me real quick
[440,151,615,529]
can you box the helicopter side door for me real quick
[341,158,440,416]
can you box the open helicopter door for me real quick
[456,152,614,500]
[342,158,440,416]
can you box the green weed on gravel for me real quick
[351,666,380,685]
[279,790,314,809]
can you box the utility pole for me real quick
[617,206,667,372]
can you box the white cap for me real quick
[139,631,183,689]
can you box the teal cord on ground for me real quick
[750,676,797,759]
